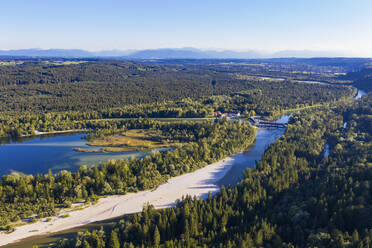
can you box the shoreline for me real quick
[20,129,86,137]
[34,129,85,135]
[0,153,241,247]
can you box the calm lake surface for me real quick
[0,115,290,177]
[0,133,169,176]
[2,89,362,178]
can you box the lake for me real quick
[0,115,290,177]
[1,115,291,247]
[0,133,170,176]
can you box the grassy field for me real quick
[75,147,140,153]
[0,61,24,66]
[83,129,178,153]
[44,61,87,65]
[82,117,213,123]
[102,147,139,152]
[74,148,102,153]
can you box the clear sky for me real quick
[1,0,372,56]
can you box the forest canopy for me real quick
[0,58,371,247]
[0,60,355,138]
[54,93,372,248]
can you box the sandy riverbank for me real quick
[0,154,239,247]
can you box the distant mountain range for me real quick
[0,48,352,59]
[0,49,134,58]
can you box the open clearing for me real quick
[85,129,179,152]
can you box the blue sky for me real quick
[1,0,372,56]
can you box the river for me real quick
[0,114,291,247]
[1,89,364,178]
[0,113,290,179]
[0,86,366,247]
[355,89,366,99]
[322,89,365,159]
[224,88,365,180]
[219,114,290,186]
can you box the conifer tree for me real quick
[153,226,161,247]
[108,230,120,248]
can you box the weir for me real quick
[249,117,288,128]
[257,121,288,128]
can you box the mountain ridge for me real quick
[0,48,360,59]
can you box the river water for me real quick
[0,114,292,248]
[1,88,364,177]
[220,88,366,186]
[0,114,291,178]
[1,86,364,179]
[219,114,290,186]
[220,88,365,186]
[355,89,366,99]
[2,88,365,246]
[322,89,365,160]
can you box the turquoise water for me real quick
[0,114,291,177]
[355,89,366,99]
[218,114,290,186]
[0,133,169,175]
[219,88,365,187]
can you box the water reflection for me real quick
[218,114,290,187]
[0,133,170,176]
[323,144,330,157]
[0,114,291,178]
[219,88,366,187]
[355,89,366,99]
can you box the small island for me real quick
[75,129,181,153]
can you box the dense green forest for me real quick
[345,66,372,92]
[54,93,372,248]
[0,60,355,138]
[0,58,371,247]
[0,80,354,138]
[0,60,353,113]
[0,120,255,229]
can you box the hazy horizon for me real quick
[1,0,372,57]
[1,47,367,59]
